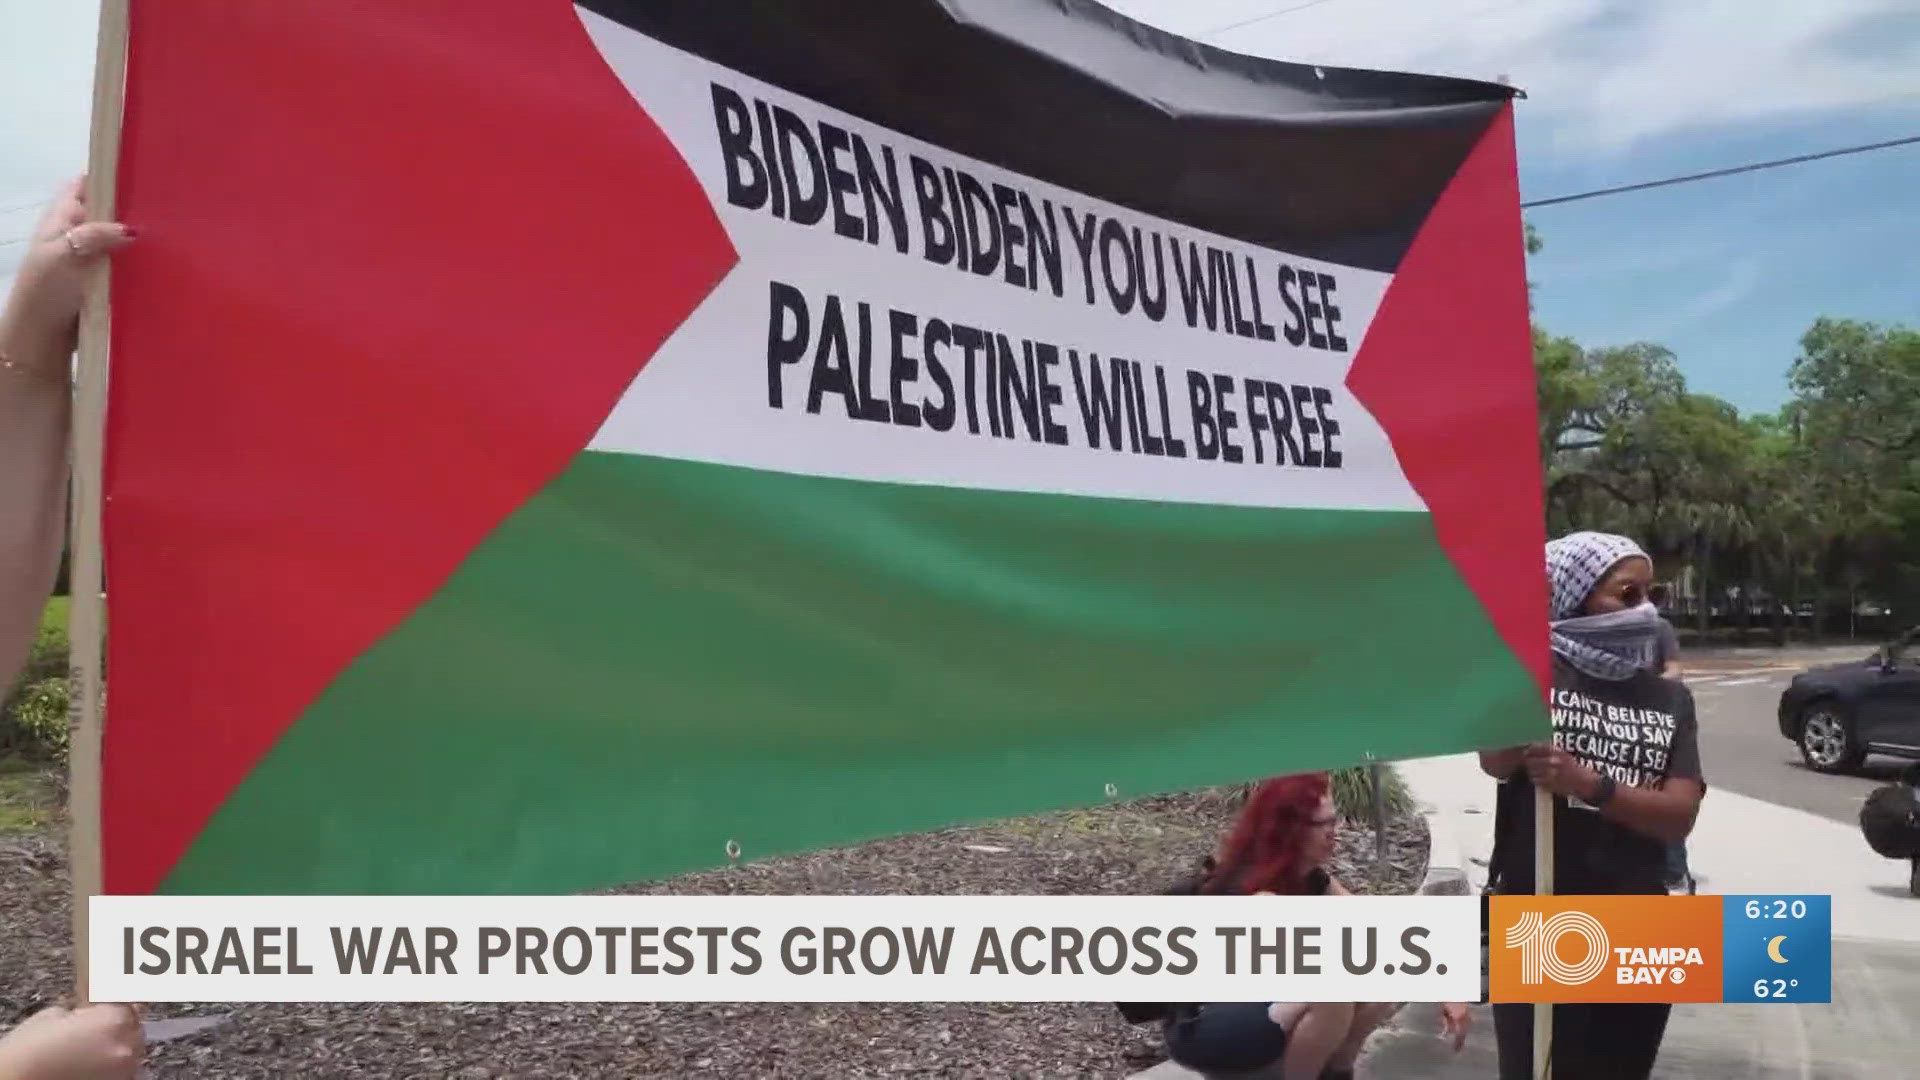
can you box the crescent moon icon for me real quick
[1767,936,1789,964]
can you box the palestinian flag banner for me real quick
[102,1,1546,896]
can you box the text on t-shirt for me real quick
[1549,686,1678,790]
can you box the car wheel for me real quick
[1798,703,1863,773]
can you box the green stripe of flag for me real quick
[163,450,1539,894]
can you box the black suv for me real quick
[1779,627,1920,773]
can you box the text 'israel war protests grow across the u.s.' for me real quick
[708,81,1354,474]
[113,920,1440,981]
[92,895,1483,1003]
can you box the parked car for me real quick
[1779,626,1920,773]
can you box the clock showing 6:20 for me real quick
[1723,895,1830,1003]
[1744,898,1809,920]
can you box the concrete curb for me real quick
[1403,760,1494,1010]
[1397,756,1494,900]
[142,1013,231,1045]
[1416,803,1471,897]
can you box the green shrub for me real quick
[3,600,72,763]
[9,678,69,763]
[1330,764,1414,822]
[1227,763,1417,822]
[24,618,68,683]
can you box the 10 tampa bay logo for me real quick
[1489,896,1723,1003]
[1505,910,1705,987]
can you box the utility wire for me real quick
[1523,134,1920,208]
[6,135,1913,242]
[1202,0,1349,37]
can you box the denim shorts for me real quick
[1163,1002,1289,1073]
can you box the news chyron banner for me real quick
[106,1,1542,897]
[91,894,1832,1004]
[1490,895,1833,1005]
[91,896,1484,1003]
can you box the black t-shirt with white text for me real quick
[1490,654,1703,895]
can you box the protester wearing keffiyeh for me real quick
[1485,531,1702,1080]
[1545,531,1661,681]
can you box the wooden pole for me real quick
[68,0,132,1005]
[1533,786,1554,1080]
[1368,757,1387,891]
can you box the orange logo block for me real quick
[1489,895,1722,1003]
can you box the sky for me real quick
[3,0,1917,415]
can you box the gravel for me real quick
[2,784,1427,1078]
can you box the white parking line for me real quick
[1712,676,1771,687]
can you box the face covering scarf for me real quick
[1546,531,1661,681]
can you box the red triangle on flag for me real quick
[103,1,737,894]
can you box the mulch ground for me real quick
[1,785,1426,1079]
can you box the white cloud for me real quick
[1109,0,1920,155]
[1637,258,1763,340]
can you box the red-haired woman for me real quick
[1160,773,1470,1079]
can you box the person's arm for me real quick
[0,1003,144,1080]
[1584,768,1700,845]
[1478,747,1525,779]
[0,178,130,689]
[0,321,69,693]
[1438,1001,1471,1051]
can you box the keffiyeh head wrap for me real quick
[1546,531,1659,680]
[1547,531,1647,620]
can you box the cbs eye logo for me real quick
[1504,910,1610,986]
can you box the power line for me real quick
[1202,0,1349,37]
[6,135,1912,243]
[1523,133,1920,209]
[0,198,50,218]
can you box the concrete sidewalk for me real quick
[1363,937,1920,1079]
[1140,943,1920,1080]
[1403,751,1920,944]
[1376,751,1920,1078]
[1131,754,1919,1078]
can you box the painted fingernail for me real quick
[122,225,138,238]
